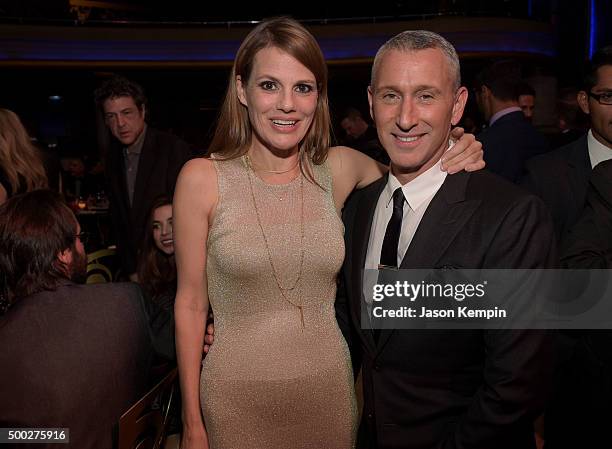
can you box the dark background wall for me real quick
[0,0,610,157]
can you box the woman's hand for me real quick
[442,127,485,174]
[203,320,214,354]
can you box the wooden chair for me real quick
[86,248,117,284]
[117,368,178,449]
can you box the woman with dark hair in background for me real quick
[0,108,48,205]
[138,195,177,362]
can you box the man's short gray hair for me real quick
[371,30,461,91]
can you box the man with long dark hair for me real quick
[0,190,153,449]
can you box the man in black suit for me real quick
[534,159,612,449]
[562,159,612,268]
[336,31,555,449]
[522,46,612,241]
[0,190,153,448]
[519,47,612,449]
[474,61,549,183]
[95,76,195,279]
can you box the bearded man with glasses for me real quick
[0,190,153,449]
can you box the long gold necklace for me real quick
[245,155,306,329]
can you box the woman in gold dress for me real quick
[174,17,483,449]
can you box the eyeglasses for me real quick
[588,91,612,105]
[75,231,91,245]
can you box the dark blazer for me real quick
[477,110,549,183]
[337,170,556,449]
[0,282,153,449]
[521,135,591,241]
[561,158,612,268]
[106,126,194,275]
[543,159,612,449]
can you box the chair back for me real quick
[117,367,178,449]
[86,248,117,284]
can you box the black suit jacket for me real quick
[106,126,195,275]
[477,111,549,183]
[542,160,612,449]
[561,158,612,268]
[0,282,153,449]
[521,135,591,241]
[337,170,556,449]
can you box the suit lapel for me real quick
[351,176,387,354]
[108,141,131,215]
[400,172,480,268]
[566,136,591,210]
[132,128,157,222]
[375,172,481,352]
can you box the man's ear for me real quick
[577,90,590,115]
[141,103,146,120]
[57,247,73,267]
[367,86,375,122]
[237,75,248,107]
[451,87,469,126]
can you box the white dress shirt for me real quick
[587,129,612,169]
[365,158,447,269]
[489,106,522,126]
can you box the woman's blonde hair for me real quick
[0,109,48,194]
[207,17,331,179]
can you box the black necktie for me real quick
[380,187,405,268]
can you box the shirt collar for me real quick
[383,156,447,211]
[125,124,147,155]
[489,106,522,126]
[587,129,612,169]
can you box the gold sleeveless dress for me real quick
[201,156,357,449]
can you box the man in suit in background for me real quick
[0,190,153,449]
[336,30,555,449]
[518,81,537,123]
[520,46,612,449]
[522,46,612,241]
[340,107,389,164]
[95,76,195,279]
[536,158,612,449]
[474,60,549,183]
[548,87,589,150]
[562,159,612,268]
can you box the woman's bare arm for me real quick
[327,146,384,212]
[174,158,217,449]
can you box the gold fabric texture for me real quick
[201,156,357,449]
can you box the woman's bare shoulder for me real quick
[327,145,357,161]
[179,157,216,184]
[327,145,386,189]
[176,157,218,203]
[326,145,361,175]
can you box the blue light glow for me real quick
[0,31,557,62]
[589,0,597,59]
[528,0,533,18]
